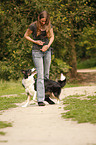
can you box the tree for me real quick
[0,0,96,79]
[76,23,96,59]
[50,0,96,77]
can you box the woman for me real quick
[24,11,54,106]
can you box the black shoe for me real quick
[38,102,45,106]
[45,97,55,105]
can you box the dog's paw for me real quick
[22,102,29,107]
[57,100,60,104]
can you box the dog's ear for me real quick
[21,70,25,74]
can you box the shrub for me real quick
[50,55,70,80]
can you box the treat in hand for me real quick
[40,45,49,52]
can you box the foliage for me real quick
[62,95,96,124]
[51,0,96,58]
[0,0,96,79]
[50,55,71,80]
[76,23,96,59]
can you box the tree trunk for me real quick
[69,38,77,78]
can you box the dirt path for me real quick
[0,85,96,145]
[77,69,96,73]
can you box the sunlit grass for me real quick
[0,79,27,136]
[0,121,12,136]
[0,79,25,96]
[65,83,82,88]
[62,95,96,124]
[0,95,27,111]
[0,94,27,136]
[0,131,6,135]
[0,121,12,129]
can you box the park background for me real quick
[0,0,96,80]
[0,1,96,140]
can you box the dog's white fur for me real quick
[61,73,66,81]
[22,69,37,107]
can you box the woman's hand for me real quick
[24,29,45,46]
[40,45,49,52]
[35,40,45,46]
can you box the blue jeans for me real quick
[32,49,51,102]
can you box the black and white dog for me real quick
[21,68,66,107]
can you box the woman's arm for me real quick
[40,28,54,52]
[24,29,45,45]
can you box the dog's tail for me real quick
[58,73,66,88]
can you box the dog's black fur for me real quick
[21,68,66,104]
[34,78,66,99]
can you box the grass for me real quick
[0,140,8,143]
[65,83,82,88]
[0,95,27,111]
[0,131,6,135]
[0,121,12,129]
[77,58,96,69]
[0,73,95,136]
[0,95,27,136]
[62,95,96,124]
[0,79,27,136]
[0,79,25,96]
[0,121,12,136]
[0,94,27,136]
[0,79,27,111]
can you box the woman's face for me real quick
[40,18,46,26]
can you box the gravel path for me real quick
[0,85,96,145]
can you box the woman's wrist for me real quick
[32,40,36,44]
[47,44,50,48]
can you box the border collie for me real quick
[21,68,66,107]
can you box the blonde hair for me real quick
[36,11,51,38]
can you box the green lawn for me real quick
[62,95,96,124]
[0,120,12,136]
[0,79,25,96]
[0,79,27,136]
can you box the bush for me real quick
[0,56,70,80]
[0,61,22,80]
[76,24,96,59]
[50,55,70,80]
